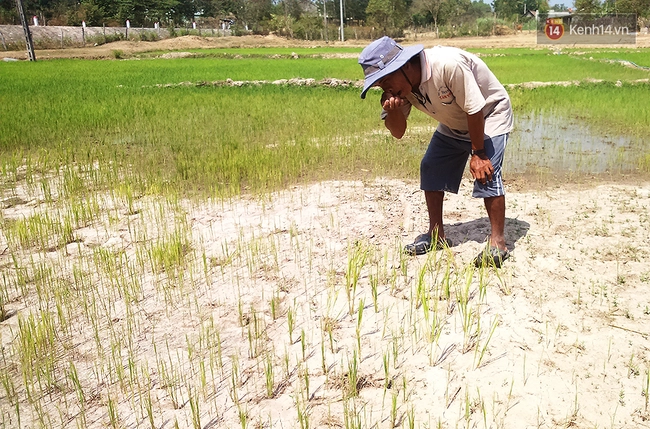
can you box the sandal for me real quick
[474,246,510,268]
[404,233,453,256]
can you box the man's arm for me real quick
[467,111,494,185]
[382,93,407,139]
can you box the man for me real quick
[358,36,513,267]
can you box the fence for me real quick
[0,24,231,50]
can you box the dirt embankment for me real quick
[2,31,649,60]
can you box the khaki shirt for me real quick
[383,46,513,140]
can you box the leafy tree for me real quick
[413,0,446,29]
[347,0,370,21]
[493,0,540,19]
[231,0,272,31]
[366,0,408,28]
[574,0,601,14]
[615,0,650,17]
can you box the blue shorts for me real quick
[420,131,508,198]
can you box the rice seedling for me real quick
[345,241,369,315]
[641,368,650,414]
[296,394,310,429]
[390,389,399,428]
[345,349,360,399]
[474,316,500,369]
[264,351,275,399]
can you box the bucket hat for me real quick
[358,36,424,99]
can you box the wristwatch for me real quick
[471,149,485,156]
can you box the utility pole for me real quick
[323,0,328,42]
[339,0,344,41]
[15,0,36,61]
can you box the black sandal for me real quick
[473,246,510,268]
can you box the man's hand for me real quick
[382,92,407,139]
[381,93,406,111]
[469,153,494,184]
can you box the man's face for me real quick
[375,67,411,99]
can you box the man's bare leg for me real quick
[484,195,506,250]
[425,191,445,241]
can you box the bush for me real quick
[137,31,160,42]
[292,17,317,40]
[232,24,252,36]
[86,31,125,46]
[475,17,496,36]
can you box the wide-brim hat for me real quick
[358,36,424,99]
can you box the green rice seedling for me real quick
[1,368,18,426]
[67,361,86,423]
[269,290,280,321]
[382,348,391,390]
[4,211,73,252]
[406,404,415,429]
[149,224,192,274]
[441,259,453,300]
[457,266,478,353]
[320,333,328,376]
[356,299,364,355]
[264,351,275,398]
[346,349,360,399]
[492,262,511,295]
[237,295,246,328]
[107,393,119,429]
[390,390,398,429]
[345,241,369,315]
[288,306,296,344]
[342,397,358,429]
[641,367,650,414]
[301,361,311,401]
[391,330,401,370]
[369,272,379,313]
[230,354,240,406]
[474,316,500,368]
[15,310,60,397]
[296,394,310,429]
[301,329,307,361]
[238,404,249,429]
[0,281,7,322]
[247,307,264,359]
[188,385,201,429]
[283,348,291,381]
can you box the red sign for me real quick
[545,18,564,40]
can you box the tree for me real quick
[231,0,272,31]
[574,0,601,14]
[615,0,650,17]
[366,0,408,28]
[413,0,446,30]
[346,0,370,21]
[493,0,540,18]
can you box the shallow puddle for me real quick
[507,112,642,174]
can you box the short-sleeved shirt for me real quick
[382,46,513,140]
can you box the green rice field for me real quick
[1,46,649,199]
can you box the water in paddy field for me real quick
[506,112,643,175]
